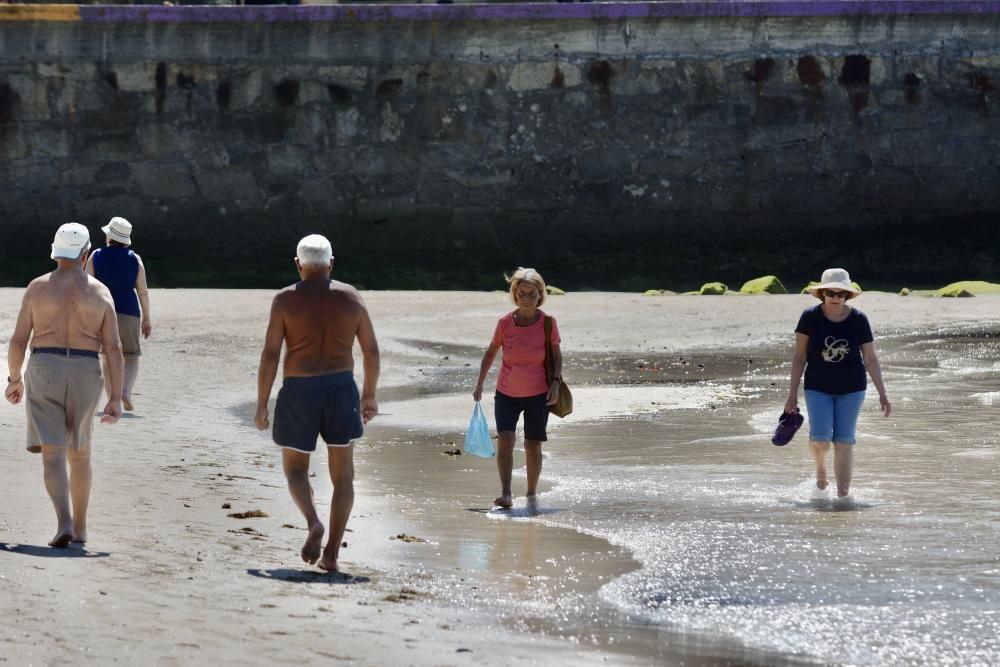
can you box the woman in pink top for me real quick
[473,268,563,509]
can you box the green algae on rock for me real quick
[739,275,787,295]
[698,282,728,295]
[935,281,1000,297]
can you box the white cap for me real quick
[51,222,91,260]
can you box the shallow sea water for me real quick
[370,327,1000,665]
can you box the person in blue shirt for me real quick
[784,268,891,497]
[85,217,152,412]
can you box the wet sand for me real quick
[1,288,997,665]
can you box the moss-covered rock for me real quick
[643,289,676,296]
[936,286,975,297]
[699,282,728,295]
[740,275,787,295]
[934,281,1000,297]
[545,285,566,296]
[899,287,911,296]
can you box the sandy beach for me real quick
[2,288,998,665]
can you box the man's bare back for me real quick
[276,279,364,378]
[21,270,117,353]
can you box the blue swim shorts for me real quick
[494,391,549,442]
[804,389,866,445]
[273,371,363,452]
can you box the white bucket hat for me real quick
[51,222,91,260]
[102,216,133,245]
[807,268,861,300]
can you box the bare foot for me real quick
[493,495,513,509]
[49,533,73,549]
[122,397,134,412]
[816,477,829,491]
[71,533,87,545]
[318,556,338,572]
[301,522,324,564]
[525,495,540,516]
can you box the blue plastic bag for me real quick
[463,402,494,458]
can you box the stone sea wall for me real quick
[1,2,999,289]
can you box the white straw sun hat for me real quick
[807,268,861,300]
[101,216,133,245]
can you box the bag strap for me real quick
[543,316,554,383]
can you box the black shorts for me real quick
[273,371,363,452]
[494,391,549,442]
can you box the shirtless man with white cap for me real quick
[5,222,124,548]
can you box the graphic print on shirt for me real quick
[821,336,850,363]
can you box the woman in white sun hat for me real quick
[784,268,891,497]
[85,217,152,412]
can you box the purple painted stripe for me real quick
[77,1,1000,24]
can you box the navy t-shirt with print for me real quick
[795,305,874,395]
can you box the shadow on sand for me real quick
[0,542,110,558]
[246,568,369,584]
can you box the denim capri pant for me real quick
[804,390,866,445]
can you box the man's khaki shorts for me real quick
[25,353,103,454]
[118,314,142,358]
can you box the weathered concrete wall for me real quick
[2,2,999,289]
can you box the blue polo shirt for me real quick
[796,305,874,395]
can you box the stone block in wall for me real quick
[772,142,816,178]
[356,196,416,221]
[351,146,419,177]
[375,102,405,143]
[131,162,198,200]
[312,147,356,175]
[443,166,513,189]
[224,70,265,111]
[25,127,72,159]
[6,74,48,122]
[95,161,132,183]
[266,144,311,179]
[36,62,98,83]
[772,177,841,214]
[710,184,761,212]
[576,146,633,184]
[54,160,101,189]
[285,106,329,147]
[317,66,369,91]
[646,179,711,212]
[507,62,580,93]
[332,107,362,147]
[74,133,140,163]
[609,63,667,97]
[355,173,419,200]
[300,175,354,217]
[194,169,263,206]
[112,63,157,93]
[0,130,29,161]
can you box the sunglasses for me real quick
[824,290,851,299]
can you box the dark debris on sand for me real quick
[228,509,269,519]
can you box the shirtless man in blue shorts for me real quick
[254,234,380,572]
